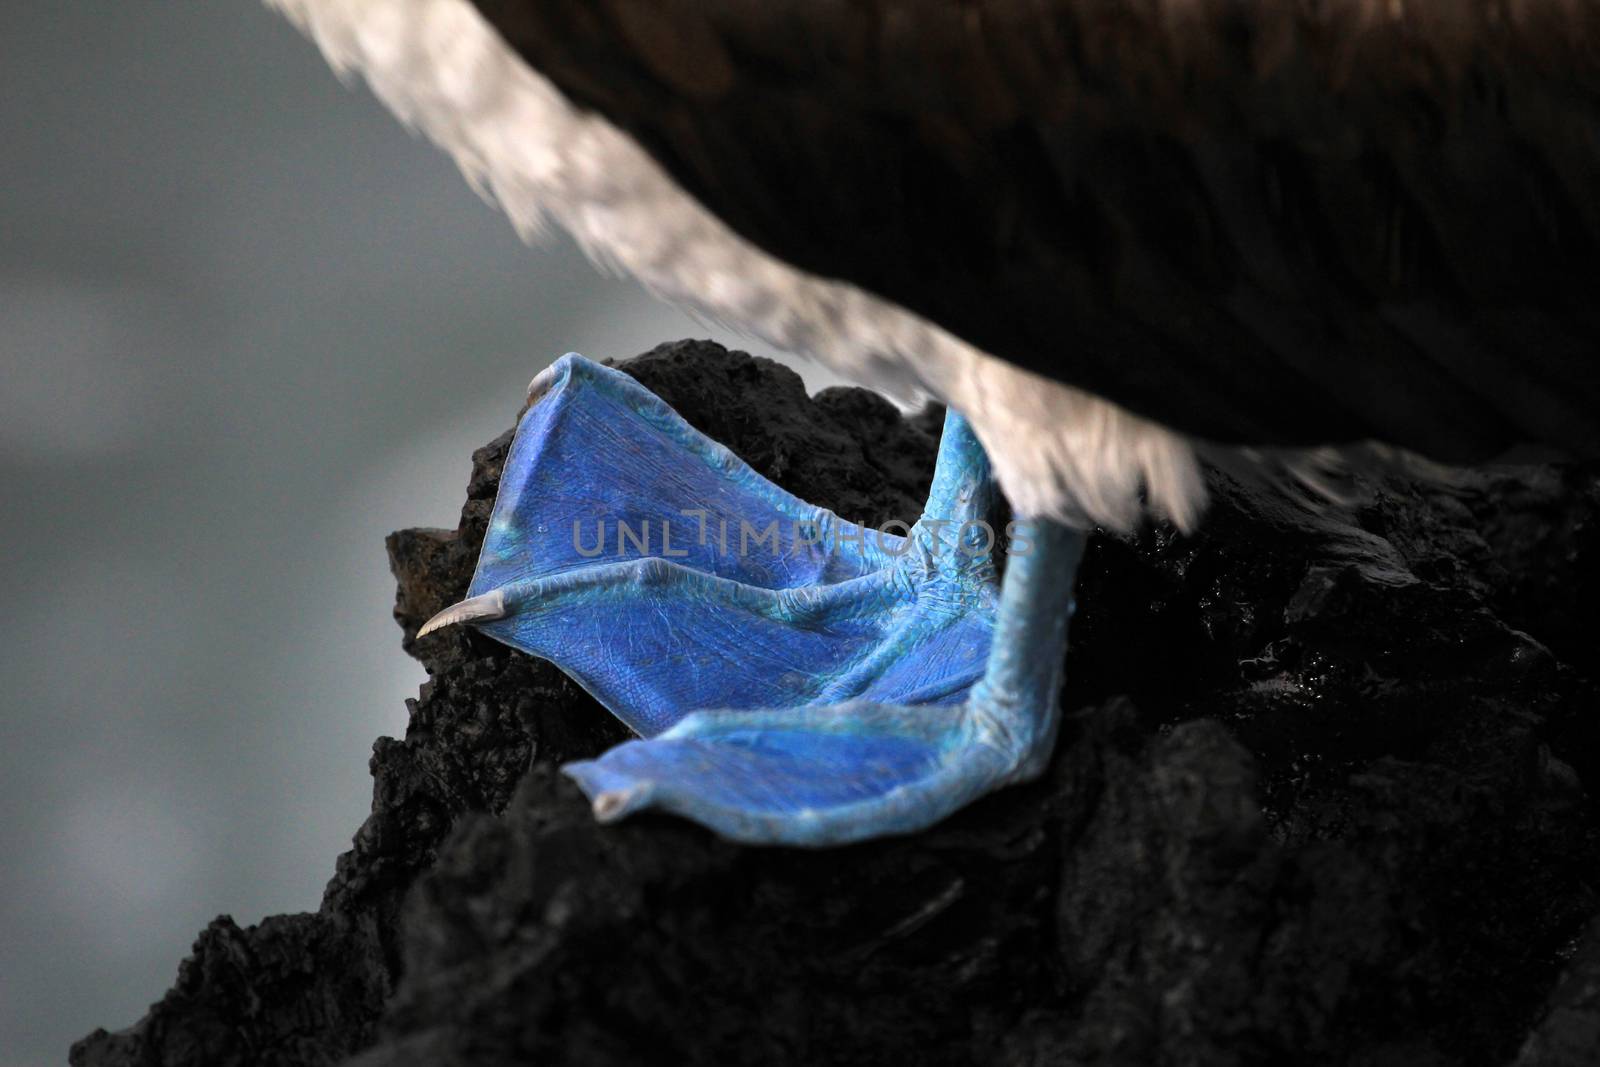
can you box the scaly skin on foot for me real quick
[422,355,1086,845]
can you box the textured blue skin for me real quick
[464,354,1086,845]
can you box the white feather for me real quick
[266,0,1208,530]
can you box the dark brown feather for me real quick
[472,0,1600,461]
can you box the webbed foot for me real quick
[424,354,1086,845]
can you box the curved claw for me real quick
[418,588,508,637]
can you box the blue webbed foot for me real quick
[423,354,1087,846]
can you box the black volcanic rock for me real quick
[73,340,1600,1067]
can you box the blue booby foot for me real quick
[421,354,1087,846]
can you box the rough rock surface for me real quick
[73,340,1600,1066]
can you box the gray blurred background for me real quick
[0,4,842,1063]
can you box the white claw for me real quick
[526,360,562,401]
[592,784,650,822]
[417,588,509,637]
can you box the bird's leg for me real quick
[423,354,1089,844]
[964,517,1086,783]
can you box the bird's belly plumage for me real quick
[268,0,1206,530]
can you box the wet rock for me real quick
[72,340,1600,1066]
